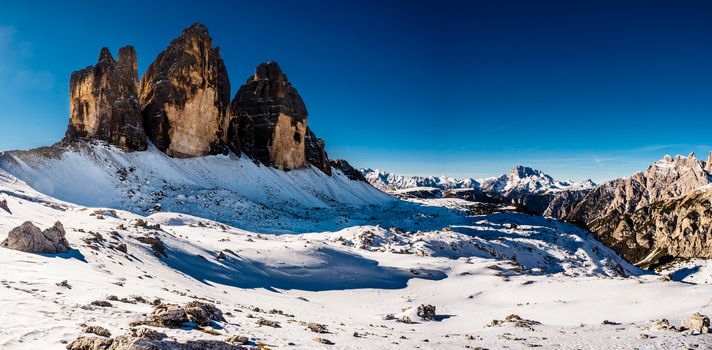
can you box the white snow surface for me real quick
[0,143,394,233]
[0,145,711,349]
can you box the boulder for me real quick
[2,221,70,254]
[66,46,147,151]
[231,61,309,170]
[148,301,225,327]
[681,312,710,334]
[140,23,231,157]
[417,304,436,321]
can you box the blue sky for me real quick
[0,1,711,183]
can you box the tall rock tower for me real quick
[139,24,231,157]
[231,61,330,173]
[66,46,147,151]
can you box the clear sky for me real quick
[0,1,711,183]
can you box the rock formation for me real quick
[66,47,147,151]
[305,128,331,175]
[588,188,712,266]
[546,153,712,265]
[330,159,366,181]
[542,189,591,218]
[58,23,344,176]
[140,24,231,157]
[231,61,310,170]
[1,221,70,254]
[566,153,710,226]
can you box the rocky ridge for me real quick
[546,152,712,265]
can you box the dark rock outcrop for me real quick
[66,47,147,151]
[1,221,70,254]
[140,24,231,157]
[305,128,331,175]
[330,159,366,181]
[231,61,310,170]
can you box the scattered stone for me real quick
[490,314,540,331]
[226,335,249,345]
[417,304,436,321]
[400,316,413,324]
[307,322,328,333]
[0,199,10,213]
[2,221,70,254]
[135,236,166,258]
[651,318,677,331]
[144,301,225,327]
[256,318,281,328]
[216,251,226,260]
[314,337,335,345]
[56,280,72,289]
[81,325,111,337]
[382,314,395,321]
[601,320,619,325]
[115,243,127,254]
[91,301,113,308]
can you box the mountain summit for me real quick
[63,23,333,175]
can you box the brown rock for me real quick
[231,61,309,170]
[681,312,710,334]
[66,46,146,151]
[550,153,712,265]
[1,221,70,254]
[140,23,231,157]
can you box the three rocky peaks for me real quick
[65,24,332,175]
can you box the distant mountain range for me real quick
[360,166,596,214]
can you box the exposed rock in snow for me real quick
[142,301,225,327]
[66,46,146,152]
[681,312,710,334]
[1,221,70,254]
[139,23,231,157]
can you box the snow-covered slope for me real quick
[0,142,393,233]
[1,167,712,349]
